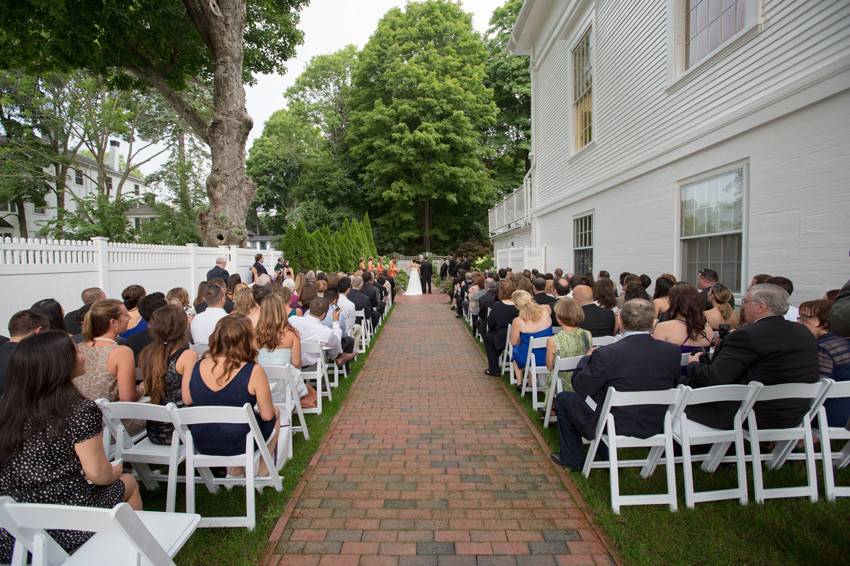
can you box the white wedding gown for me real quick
[405,266,423,296]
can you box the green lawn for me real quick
[140,306,394,565]
[464,321,850,565]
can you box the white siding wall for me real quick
[535,91,850,302]
[531,0,850,212]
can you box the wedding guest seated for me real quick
[798,299,850,426]
[233,284,260,327]
[705,283,739,332]
[255,293,317,408]
[226,274,241,301]
[193,281,208,313]
[0,310,49,397]
[684,284,819,429]
[653,284,714,356]
[362,271,384,326]
[510,290,554,384]
[182,315,279,475]
[533,277,558,326]
[139,305,198,444]
[251,253,269,283]
[697,268,720,310]
[0,331,142,562]
[126,293,168,360]
[750,273,772,287]
[767,276,798,322]
[74,300,143,415]
[207,256,229,282]
[593,278,619,331]
[278,286,302,317]
[31,297,66,333]
[289,297,357,369]
[468,274,485,327]
[554,278,570,297]
[574,285,616,337]
[545,298,592,392]
[831,278,850,338]
[119,285,147,340]
[64,287,106,335]
[298,283,317,313]
[652,276,674,320]
[167,286,196,318]
[476,278,498,338]
[348,276,373,328]
[195,279,235,314]
[337,277,360,343]
[191,284,229,346]
[623,281,650,302]
[484,280,518,376]
[550,299,681,470]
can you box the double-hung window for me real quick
[684,0,756,70]
[573,214,593,276]
[680,168,744,292]
[75,169,83,185]
[572,28,593,151]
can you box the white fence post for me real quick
[229,244,240,277]
[91,236,109,296]
[187,243,197,297]
[220,245,232,274]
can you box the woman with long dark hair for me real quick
[653,283,714,352]
[652,276,675,319]
[30,298,66,332]
[139,305,198,445]
[0,331,141,561]
[119,284,147,340]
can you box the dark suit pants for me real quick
[555,392,606,470]
[420,276,431,294]
[484,333,504,374]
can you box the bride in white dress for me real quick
[405,259,423,296]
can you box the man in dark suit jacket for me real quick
[419,257,433,294]
[685,284,819,429]
[476,278,497,337]
[348,276,373,327]
[572,285,615,336]
[360,271,383,327]
[532,277,558,326]
[448,256,458,278]
[551,299,681,470]
[207,257,229,282]
[63,287,106,335]
[439,260,448,279]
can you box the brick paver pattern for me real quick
[265,295,613,566]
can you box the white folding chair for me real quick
[353,309,367,354]
[745,379,831,503]
[816,379,850,500]
[0,497,199,566]
[500,323,513,377]
[175,404,283,529]
[582,386,683,513]
[542,355,585,428]
[592,335,620,347]
[668,383,761,508]
[96,400,216,513]
[520,336,552,409]
[300,341,331,412]
[263,364,310,457]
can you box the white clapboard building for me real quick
[490,0,850,301]
[0,140,154,238]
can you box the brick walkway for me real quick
[263,295,616,566]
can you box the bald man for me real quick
[574,284,616,337]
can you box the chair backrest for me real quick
[822,379,850,400]
[300,340,325,355]
[593,335,620,347]
[97,399,184,449]
[553,354,585,372]
[674,383,762,425]
[263,364,300,392]
[504,323,512,348]
[190,343,209,356]
[529,336,550,350]
[353,309,365,323]
[0,497,172,566]
[751,379,832,422]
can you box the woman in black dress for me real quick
[0,331,142,561]
[484,279,520,376]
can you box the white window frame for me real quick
[0,202,18,213]
[675,161,749,293]
[565,7,596,158]
[572,211,594,276]
[75,169,84,185]
[667,0,762,89]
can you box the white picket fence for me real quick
[0,237,281,332]
[495,246,547,272]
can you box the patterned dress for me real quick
[0,399,125,561]
[74,342,144,434]
[552,328,592,391]
[146,348,188,445]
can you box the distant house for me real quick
[0,140,152,238]
[490,0,850,301]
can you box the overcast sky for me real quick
[137,0,506,176]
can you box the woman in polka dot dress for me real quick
[0,331,142,561]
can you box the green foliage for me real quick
[280,220,314,272]
[473,254,495,271]
[135,202,201,245]
[277,215,377,274]
[42,193,134,241]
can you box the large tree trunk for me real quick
[14,197,28,238]
[176,131,192,214]
[196,1,255,247]
[53,163,66,237]
[422,196,431,253]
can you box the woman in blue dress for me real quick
[510,290,554,386]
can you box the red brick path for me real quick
[263,294,616,566]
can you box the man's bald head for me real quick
[572,284,594,305]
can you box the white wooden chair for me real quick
[0,497,199,566]
[745,379,831,504]
[499,323,513,377]
[96,400,217,513]
[263,364,310,458]
[542,355,585,428]
[592,335,620,347]
[300,341,331,414]
[582,386,684,513]
[816,379,850,500]
[667,383,761,508]
[353,309,367,353]
[519,336,552,409]
[175,403,283,529]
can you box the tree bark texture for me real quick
[184,0,255,246]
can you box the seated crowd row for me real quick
[451,266,850,471]
[0,265,393,560]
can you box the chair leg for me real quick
[133,463,160,491]
[246,442,256,530]
[701,442,732,473]
[609,441,621,514]
[803,424,819,502]
[734,434,749,505]
[166,448,179,513]
[749,421,765,504]
[543,378,557,428]
[681,436,694,509]
[664,427,678,512]
[186,448,196,515]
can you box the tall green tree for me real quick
[0,0,307,246]
[484,0,531,192]
[347,0,498,254]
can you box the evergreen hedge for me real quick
[279,214,379,273]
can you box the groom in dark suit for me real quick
[419,256,433,294]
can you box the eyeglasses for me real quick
[797,314,815,322]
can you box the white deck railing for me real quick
[489,170,532,237]
[0,237,280,331]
